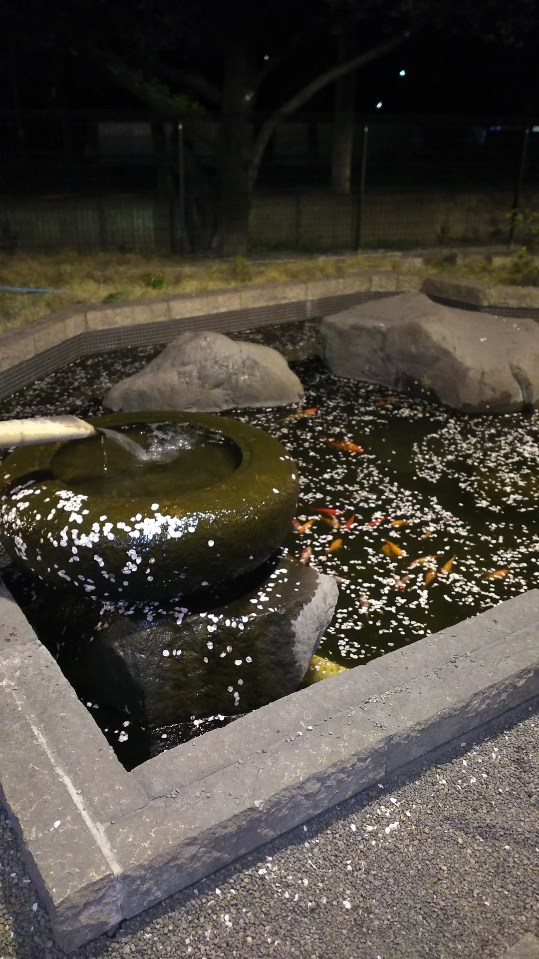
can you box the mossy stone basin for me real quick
[0,411,299,600]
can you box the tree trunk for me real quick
[214,40,252,256]
[151,120,175,253]
[331,24,357,195]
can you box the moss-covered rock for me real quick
[0,411,299,601]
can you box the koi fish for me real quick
[295,519,314,534]
[484,568,509,579]
[327,439,364,454]
[441,556,455,574]
[333,575,349,584]
[343,514,356,530]
[280,407,318,422]
[292,518,302,531]
[322,515,340,529]
[382,539,404,559]
[300,547,312,565]
[314,508,344,516]
[393,574,411,590]
[424,568,438,586]
[410,554,439,567]
[423,529,433,538]
[391,519,407,527]
[328,538,343,552]
[366,516,386,527]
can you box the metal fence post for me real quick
[354,124,368,250]
[509,124,531,247]
[177,122,187,253]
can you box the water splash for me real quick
[100,427,191,465]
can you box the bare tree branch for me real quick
[91,49,218,149]
[154,64,223,106]
[248,27,415,190]
[252,16,328,90]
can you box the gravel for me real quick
[0,699,537,959]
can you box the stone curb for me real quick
[3,267,539,397]
[0,576,538,950]
[0,272,417,379]
[422,273,539,312]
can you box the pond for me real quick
[2,318,539,766]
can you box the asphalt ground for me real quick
[0,697,537,959]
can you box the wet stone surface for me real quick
[2,556,337,768]
[0,700,537,959]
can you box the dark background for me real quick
[1,2,538,119]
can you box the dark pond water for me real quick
[2,318,539,766]
[53,422,241,499]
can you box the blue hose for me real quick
[0,286,64,293]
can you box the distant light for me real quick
[533,126,539,133]
[376,101,383,109]
[264,55,269,60]
[399,69,406,76]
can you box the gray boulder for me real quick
[103,330,304,412]
[27,559,338,728]
[320,292,539,413]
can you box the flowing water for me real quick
[51,422,241,498]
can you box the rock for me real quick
[103,331,304,412]
[320,291,539,413]
[11,559,338,728]
[421,273,486,306]
[0,411,299,602]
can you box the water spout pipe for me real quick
[0,416,97,449]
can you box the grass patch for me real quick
[0,249,417,336]
[2,245,536,339]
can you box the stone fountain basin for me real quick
[0,411,299,601]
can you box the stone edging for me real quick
[422,273,539,312]
[3,267,539,400]
[0,580,537,950]
[0,272,421,399]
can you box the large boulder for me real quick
[103,330,304,412]
[11,559,338,728]
[320,292,539,413]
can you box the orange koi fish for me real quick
[281,407,318,422]
[292,518,302,531]
[343,514,356,530]
[391,519,408,527]
[300,547,312,565]
[366,516,386,527]
[484,568,509,579]
[328,538,343,552]
[295,519,314,534]
[424,568,438,586]
[322,515,340,529]
[327,439,364,454]
[382,540,404,559]
[376,396,395,406]
[314,508,344,516]
[441,556,455,574]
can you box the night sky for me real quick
[1,5,538,119]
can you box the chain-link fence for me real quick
[1,109,538,255]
